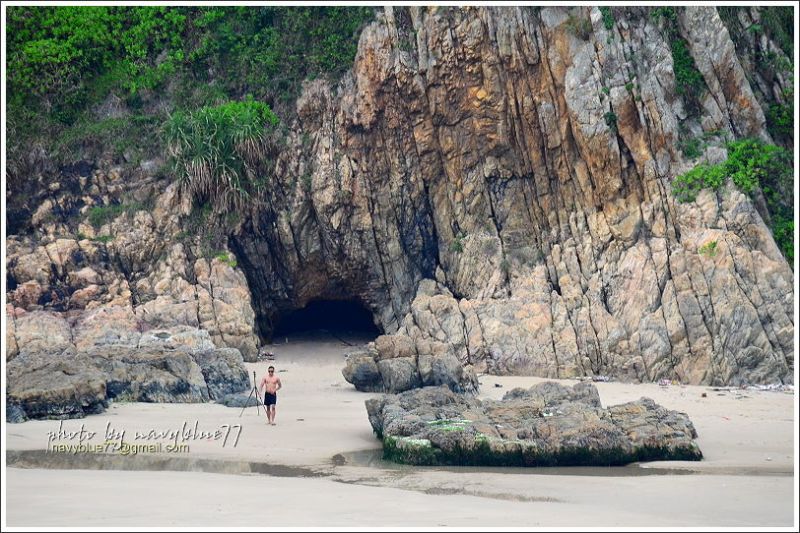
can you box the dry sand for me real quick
[4,333,797,527]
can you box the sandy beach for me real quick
[4,333,797,527]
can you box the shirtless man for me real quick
[259,366,282,425]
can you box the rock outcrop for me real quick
[236,6,794,386]
[6,306,249,422]
[5,6,795,404]
[365,382,703,466]
[342,329,480,394]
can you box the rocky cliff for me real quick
[6,6,795,410]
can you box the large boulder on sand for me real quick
[342,351,383,392]
[343,340,479,394]
[6,345,250,421]
[377,358,422,393]
[366,382,702,467]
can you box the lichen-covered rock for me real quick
[367,383,702,466]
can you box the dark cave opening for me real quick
[271,299,383,339]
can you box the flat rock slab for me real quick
[366,382,702,467]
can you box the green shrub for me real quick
[651,7,705,116]
[604,111,618,133]
[599,7,615,31]
[678,136,703,160]
[771,215,794,262]
[673,138,794,262]
[450,233,466,254]
[92,234,115,244]
[164,96,279,212]
[670,38,705,112]
[766,91,794,141]
[759,6,794,59]
[88,204,124,228]
[6,6,375,178]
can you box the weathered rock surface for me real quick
[365,383,702,466]
[343,338,479,394]
[6,332,249,421]
[5,6,795,394]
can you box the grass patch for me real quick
[698,240,718,257]
[449,232,466,254]
[92,234,115,244]
[87,202,141,228]
[213,251,238,268]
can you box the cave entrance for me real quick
[271,299,382,341]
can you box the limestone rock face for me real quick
[5,6,795,394]
[366,383,702,466]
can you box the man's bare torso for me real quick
[263,374,280,394]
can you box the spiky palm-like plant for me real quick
[164,96,279,213]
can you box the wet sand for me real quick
[4,333,797,527]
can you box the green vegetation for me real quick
[672,138,794,262]
[382,434,703,467]
[669,38,705,112]
[92,234,115,244]
[604,111,618,133]
[698,240,718,257]
[716,7,793,144]
[651,7,706,116]
[678,136,703,159]
[565,12,593,40]
[164,97,279,211]
[599,7,615,31]
[766,87,794,141]
[87,202,142,228]
[214,251,238,268]
[6,6,375,185]
[759,7,794,60]
[450,232,466,254]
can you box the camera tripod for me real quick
[239,370,268,418]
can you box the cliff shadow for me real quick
[270,299,383,344]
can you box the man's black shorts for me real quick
[264,392,277,406]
